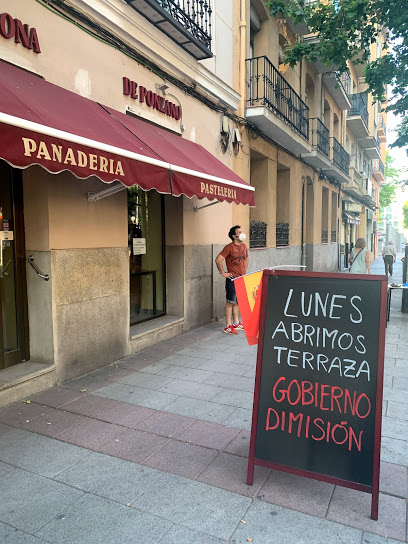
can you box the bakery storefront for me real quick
[0,6,254,405]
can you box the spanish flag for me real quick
[234,270,264,345]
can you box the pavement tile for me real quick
[60,395,120,418]
[0,468,84,533]
[157,525,225,544]
[221,407,253,430]
[243,366,256,378]
[395,358,408,367]
[387,401,408,421]
[381,436,408,466]
[197,452,269,497]
[0,522,46,544]
[134,411,196,437]
[137,362,170,374]
[203,373,255,392]
[159,378,221,401]
[143,440,218,479]
[381,417,408,441]
[97,428,170,463]
[0,460,14,476]
[231,500,362,544]
[362,532,406,544]
[55,451,163,503]
[88,365,134,382]
[379,461,408,498]
[0,422,13,436]
[382,388,408,405]
[223,430,251,457]
[392,376,408,391]
[18,408,88,438]
[197,359,251,376]
[56,419,126,449]
[160,353,211,368]
[29,387,86,408]
[175,347,213,359]
[386,366,408,378]
[0,432,90,478]
[156,365,214,383]
[326,487,406,541]
[93,382,177,410]
[258,469,334,518]
[134,473,251,541]
[62,374,114,393]
[116,354,162,371]
[177,419,240,450]
[36,493,172,544]
[117,371,173,390]
[97,401,156,427]
[210,388,254,409]
[163,396,236,424]
[0,401,50,427]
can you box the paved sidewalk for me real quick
[0,256,406,543]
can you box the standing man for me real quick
[215,225,248,334]
[382,240,397,276]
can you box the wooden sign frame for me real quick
[247,270,388,520]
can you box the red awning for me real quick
[0,61,254,206]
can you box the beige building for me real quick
[0,0,255,405]
[0,0,386,406]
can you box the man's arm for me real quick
[215,253,233,278]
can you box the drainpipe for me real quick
[239,0,247,118]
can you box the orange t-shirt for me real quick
[220,242,248,278]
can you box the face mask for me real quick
[238,232,246,241]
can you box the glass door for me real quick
[128,187,165,325]
[0,162,28,369]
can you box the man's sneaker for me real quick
[233,322,245,330]
[224,325,238,334]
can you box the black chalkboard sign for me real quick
[247,271,387,520]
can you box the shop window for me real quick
[128,187,165,325]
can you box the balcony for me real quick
[302,36,339,73]
[125,0,212,60]
[361,179,376,209]
[321,137,350,184]
[377,114,386,142]
[246,56,311,154]
[302,118,331,168]
[322,71,352,110]
[347,93,369,138]
[362,134,381,159]
[282,0,312,35]
[372,159,385,182]
[343,166,365,199]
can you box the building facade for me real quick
[0,0,256,405]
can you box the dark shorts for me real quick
[225,278,237,304]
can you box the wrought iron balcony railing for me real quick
[310,118,329,157]
[347,93,369,128]
[126,0,212,60]
[372,159,385,177]
[250,221,267,248]
[246,56,309,140]
[378,114,386,135]
[276,223,290,247]
[338,71,351,95]
[376,135,381,150]
[331,137,349,174]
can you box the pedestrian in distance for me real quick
[382,240,397,276]
[215,225,249,334]
[348,238,371,274]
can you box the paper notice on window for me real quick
[133,238,146,255]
